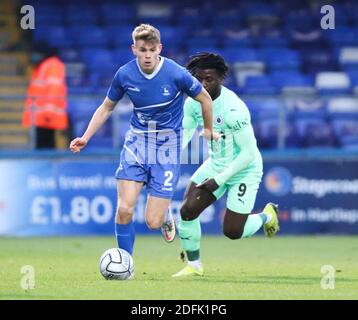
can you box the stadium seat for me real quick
[324,27,358,47]
[65,5,99,25]
[25,0,358,152]
[316,72,351,95]
[243,75,278,95]
[270,71,315,94]
[34,26,74,48]
[70,26,109,47]
[259,48,301,71]
[221,28,253,48]
[339,47,358,70]
[289,97,327,120]
[80,48,116,74]
[300,48,338,73]
[294,118,336,148]
[99,4,136,23]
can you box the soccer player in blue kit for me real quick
[69,24,219,269]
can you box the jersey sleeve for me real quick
[224,105,251,132]
[178,68,203,98]
[107,69,125,102]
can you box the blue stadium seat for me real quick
[316,72,352,95]
[221,48,260,64]
[34,26,74,48]
[270,71,314,93]
[222,27,253,48]
[259,48,301,71]
[243,75,278,95]
[65,5,99,25]
[290,98,327,120]
[80,48,116,74]
[324,26,358,47]
[99,4,136,23]
[70,26,109,47]
[256,119,299,149]
[294,118,336,148]
[300,48,338,73]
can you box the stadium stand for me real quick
[1,0,358,150]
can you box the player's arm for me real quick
[182,100,198,150]
[69,97,116,153]
[179,69,219,141]
[193,88,220,140]
[70,70,124,153]
[197,126,258,191]
[214,125,258,186]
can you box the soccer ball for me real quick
[99,248,134,280]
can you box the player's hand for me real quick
[69,137,88,153]
[199,129,222,141]
[196,178,219,192]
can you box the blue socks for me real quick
[115,222,135,255]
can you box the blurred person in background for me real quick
[22,43,68,149]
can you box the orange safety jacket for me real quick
[22,56,68,130]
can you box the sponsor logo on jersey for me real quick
[128,86,140,92]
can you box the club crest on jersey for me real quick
[161,85,171,96]
[215,115,223,125]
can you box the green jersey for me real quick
[182,86,263,185]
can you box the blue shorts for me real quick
[115,131,181,199]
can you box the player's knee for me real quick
[146,216,162,230]
[180,204,197,221]
[116,205,134,224]
[223,227,243,240]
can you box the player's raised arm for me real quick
[69,97,117,153]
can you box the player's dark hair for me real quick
[186,52,229,79]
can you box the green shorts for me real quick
[191,159,262,213]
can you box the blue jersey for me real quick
[107,57,202,135]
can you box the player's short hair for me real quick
[186,52,229,79]
[132,24,161,44]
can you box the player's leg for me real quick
[115,179,144,255]
[144,195,171,229]
[223,181,279,239]
[223,204,279,239]
[114,139,147,255]
[145,149,182,242]
[172,181,219,277]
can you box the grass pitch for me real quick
[0,235,357,300]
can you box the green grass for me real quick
[0,236,357,300]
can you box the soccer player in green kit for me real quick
[172,53,280,277]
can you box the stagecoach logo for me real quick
[215,115,223,125]
[265,166,292,196]
[161,85,171,96]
